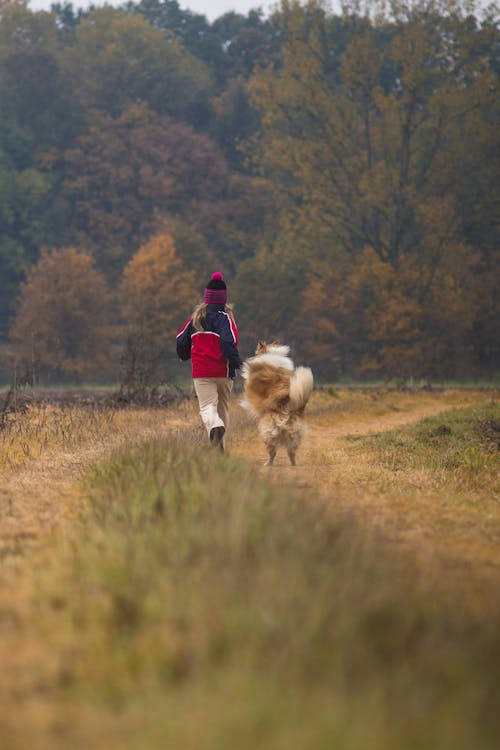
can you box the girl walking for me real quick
[176,272,242,452]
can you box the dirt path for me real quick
[0,391,498,620]
[230,390,500,612]
[0,387,497,726]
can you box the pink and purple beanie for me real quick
[203,272,227,305]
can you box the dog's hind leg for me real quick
[286,427,301,466]
[264,442,277,466]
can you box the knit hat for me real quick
[204,272,227,305]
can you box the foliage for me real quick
[10,247,113,379]
[248,0,499,377]
[234,241,311,349]
[0,0,498,380]
[299,246,483,378]
[120,233,196,386]
[0,2,80,335]
[62,104,229,269]
[62,6,214,125]
[124,0,282,84]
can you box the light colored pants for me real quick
[193,378,233,442]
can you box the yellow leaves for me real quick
[9,234,198,382]
[341,31,384,97]
[120,233,196,349]
[250,0,496,277]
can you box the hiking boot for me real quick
[210,425,225,453]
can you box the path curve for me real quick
[230,392,500,613]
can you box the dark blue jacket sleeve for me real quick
[176,319,192,361]
[218,314,243,372]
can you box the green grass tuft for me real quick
[360,402,499,481]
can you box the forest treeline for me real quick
[1,0,498,384]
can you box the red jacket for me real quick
[176,304,242,378]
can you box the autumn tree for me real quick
[10,247,113,381]
[126,2,282,86]
[62,6,214,126]
[120,233,196,387]
[0,1,497,380]
[252,1,496,261]
[62,104,229,273]
[0,2,81,337]
[247,0,498,377]
[297,245,483,380]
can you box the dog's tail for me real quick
[289,367,314,413]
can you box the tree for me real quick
[0,2,82,147]
[0,165,57,339]
[62,104,229,274]
[126,2,282,86]
[120,233,196,386]
[10,247,113,380]
[234,240,310,354]
[63,6,214,126]
[0,3,81,335]
[297,245,483,380]
[247,0,498,377]
[250,0,496,268]
[210,76,260,167]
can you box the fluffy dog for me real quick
[241,342,313,466]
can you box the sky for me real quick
[27,0,279,22]
[24,0,497,23]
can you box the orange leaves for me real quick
[9,233,198,384]
[119,233,196,385]
[10,248,113,378]
[296,244,484,380]
[121,233,196,347]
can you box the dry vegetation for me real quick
[0,398,197,554]
[0,388,499,749]
[232,388,500,610]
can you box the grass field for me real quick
[0,389,499,749]
[358,401,499,482]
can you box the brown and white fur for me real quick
[241,342,314,466]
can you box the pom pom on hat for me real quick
[206,272,226,289]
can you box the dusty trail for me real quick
[0,388,497,721]
[1,391,491,562]
[0,390,498,636]
[230,390,500,611]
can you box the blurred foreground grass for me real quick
[3,436,499,750]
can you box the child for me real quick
[176,272,242,452]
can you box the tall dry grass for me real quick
[1,436,498,750]
[0,399,199,475]
[0,404,117,473]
